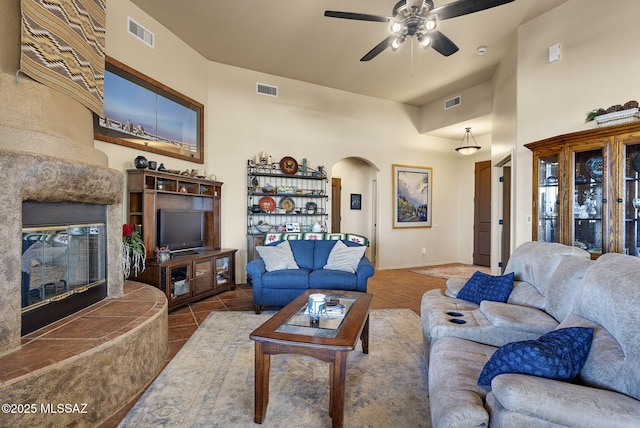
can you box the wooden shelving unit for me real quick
[127,169,236,310]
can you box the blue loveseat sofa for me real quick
[246,238,375,313]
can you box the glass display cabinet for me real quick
[572,147,606,256]
[526,121,640,258]
[536,153,560,243]
[621,137,640,256]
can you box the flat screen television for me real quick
[157,209,205,252]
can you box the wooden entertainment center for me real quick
[127,169,237,310]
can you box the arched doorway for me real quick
[331,157,379,266]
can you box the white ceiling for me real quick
[129,0,566,138]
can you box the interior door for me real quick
[474,160,492,266]
[501,165,512,272]
[331,177,341,233]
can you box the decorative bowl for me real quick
[585,156,603,181]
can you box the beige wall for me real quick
[420,81,494,134]
[511,0,640,248]
[205,61,468,271]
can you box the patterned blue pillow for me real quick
[478,327,594,387]
[457,271,514,305]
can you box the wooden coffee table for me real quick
[249,290,373,428]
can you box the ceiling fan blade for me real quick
[361,36,394,61]
[431,0,515,21]
[429,31,459,57]
[324,11,390,23]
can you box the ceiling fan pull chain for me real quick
[410,37,415,77]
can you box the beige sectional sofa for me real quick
[421,242,640,427]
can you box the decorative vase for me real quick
[156,250,171,263]
[148,160,157,170]
[134,155,148,169]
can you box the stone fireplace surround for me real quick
[1,149,125,353]
[0,148,169,427]
[0,2,168,424]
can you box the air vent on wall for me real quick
[128,17,154,48]
[256,83,278,97]
[444,95,461,110]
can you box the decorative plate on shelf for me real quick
[259,196,276,212]
[279,197,295,213]
[279,156,299,175]
[305,202,317,214]
[632,151,640,173]
[585,156,603,181]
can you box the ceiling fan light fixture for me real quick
[417,34,431,48]
[390,21,403,34]
[425,16,437,32]
[455,127,481,155]
[391,36,405,50]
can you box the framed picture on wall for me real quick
[350,194,361,210]
[93,56,205,163]
[392,164,432,228]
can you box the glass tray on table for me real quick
[275,295,356,338]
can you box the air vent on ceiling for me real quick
[256,83,278,97]
[128,17,154,48]
[444,95,461,110]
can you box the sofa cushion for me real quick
[567,253,640,401]
[256,241,299,271]
[478,327,594,387]
[488,374,640,428]
[457,271,514,305]
[287,240,316,270]
[506,281,545,309]
[312,240,339,270]
[480,301,559,335]
[309,269,358,290]
[503,241,590,297]
[429,336,494,428]
[323,240,367,273]
[262,269,311,289]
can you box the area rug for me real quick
[119,309,430,427]
[411,264,490,280]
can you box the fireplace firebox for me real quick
[21,202,108,335]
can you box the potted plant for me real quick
[123,224,146,278]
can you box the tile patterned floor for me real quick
[100,266,449,427]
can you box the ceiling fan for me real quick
[324,0,515,61]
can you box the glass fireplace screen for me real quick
[21,223,106,312]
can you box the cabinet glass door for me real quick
[193,259,215,294]
[572,148,604,255]
[215,255,231,287]
[537,155,559,242]
[624,143,640,256]
[169,264,191,301]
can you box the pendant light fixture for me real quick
[455,127,481,155]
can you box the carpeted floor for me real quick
[411,264,490,280]
[119,309,430,427]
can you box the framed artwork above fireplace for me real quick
[94,56,205,164]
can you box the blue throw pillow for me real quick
[457,271,514,305]
[478,327,594,387]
